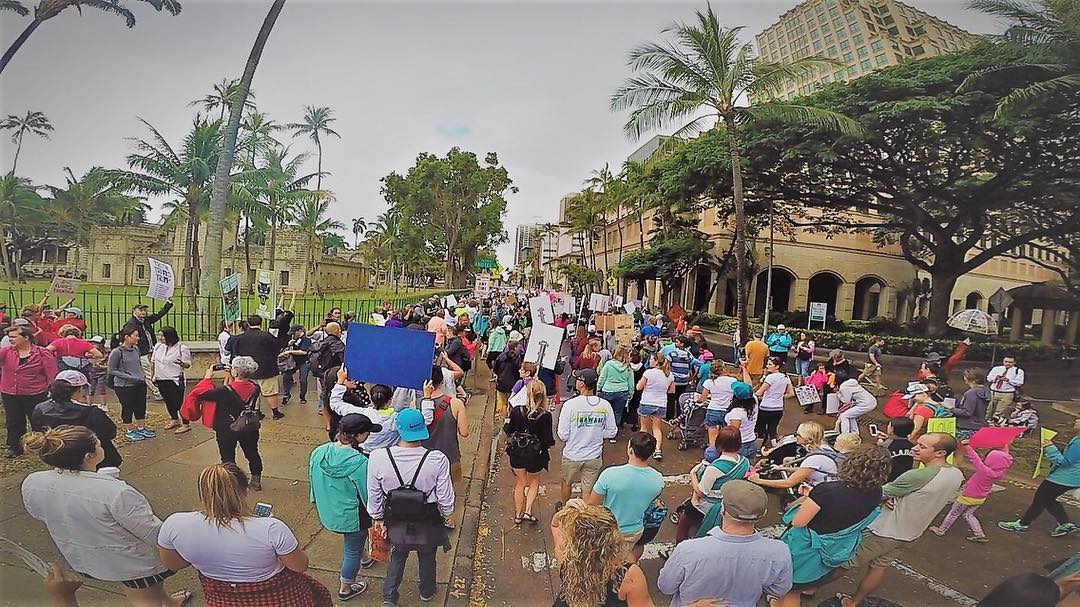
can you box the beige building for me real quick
[22,222,367,294]
[754,0,976,101]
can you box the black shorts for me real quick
[81,569,175,589]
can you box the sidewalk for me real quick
[0,370,497,607]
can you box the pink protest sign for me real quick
[968,426,1026,449]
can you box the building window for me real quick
[810,28,820,39]
[850,22,860,33]
[102,264,111,279]
[857,46,869,57]
[280,270,290,286]
[882,14,895,25]
[888,26,900,35]
[875,52,888,65]
[852,34,864,44]
[843,51,854,62]
[834,70,844,80]
[821,75,831,83]
[845,10,856,22]
[911,44,925,55]
[840,39,850,50]
[871,39,884,51]
[813,40,823,51]
[816,2,825,14]
[861,59,873,70]
[828,46,837,56]
[848,65,858,76]
[836,26,846,37]
[829,6,839,17]
[136,264,145,280]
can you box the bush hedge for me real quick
[693,314,1057,362]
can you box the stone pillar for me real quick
[1010,306,1025,342]
[837,282,855,320]
[711,279,726,315]
[1041,309,1057,344]
[1067,311,1079,345]
[793,278,809,312]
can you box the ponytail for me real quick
[23,426,99,471]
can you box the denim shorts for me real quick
[705,409,725,427]
[639,403,665,418]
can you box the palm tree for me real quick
[585,164,624,287]
[201,0,286,316]
[351,216,367,248]
[0,0,182,75]
[46,167,145,272]
[190,78,258,123]
[0,1,30,15]
[962,0,1080,119]
[1,110,53,174]
[611,5,860,339]
[246,148,317,276]
[0,174,43,279]
[286,106,340,191]
[235,111,281,281]
[293,191,345,295]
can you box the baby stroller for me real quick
[755,429,840,508]
[667,391,709,450]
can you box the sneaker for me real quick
[257,410,266,420]
[272,410,285,420]
[299,399,307,405]
[137,428,156,438]
[1051,523,1078,538]
[420,593,435,602]
[360,557,375,569]
[125,430,145,442]
[966,535,989,543]
[653,450,663,460]
[4,447,22,459]
[929,526,946,536]
[998,520,1029,533]
[338,581,367,601]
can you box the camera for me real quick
[211,363,228,371]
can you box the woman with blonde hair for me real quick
[157,463,331,606]
[503,380,555,524]
[750,421,842,491]
[550,501,653,607]
[636,352,674,460]
[21,425,191,606]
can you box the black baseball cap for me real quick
[572,368,599,389]
[339,413,382,435]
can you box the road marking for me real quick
[890,561,978,606]
[567,474,691,494]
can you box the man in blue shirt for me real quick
[766,324,794,365]
[586,432,664,561]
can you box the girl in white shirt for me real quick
[724,382,760,459]
[696,364,736,447]
[751,356,794,447]
[151,327,192,434]
[636,352,675,460]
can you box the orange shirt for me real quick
[744,340,769,377]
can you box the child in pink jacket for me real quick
[930,441,1013,542]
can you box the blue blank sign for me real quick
[343,323,435,390]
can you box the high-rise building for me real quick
[754,0,976,101]
[514,223,543,267]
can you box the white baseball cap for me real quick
[55,370,90,387]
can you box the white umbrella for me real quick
[947,308,998,335]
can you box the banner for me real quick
[47,276,80,299]
[523,322,564,370]
[589,293,611,312]
[528,295,555,325]
[255,270,273,319]
[1034,427,1059,478]
[551,292,572,317]
[343,323,435,389]
[220,274,242,323]
[146,258,175,300]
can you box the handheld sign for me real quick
[968,426,1026,449]
[343,323,435,389]
[529,295,555,326]
[220,274,242,323]
[1034,428,1059,478]
[795,385,822,407]
[48,276,80,299]
[146,258,175,300]
[551,292,572,317]
[590,293,611,313]
[524,322,564,371]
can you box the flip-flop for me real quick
[522,513,539,524]
[513,516,523,525]
[169,589,193,607]
[835,593,854,607]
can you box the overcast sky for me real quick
[1,0,1002,265]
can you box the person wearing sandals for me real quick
[503,380,555,525]
[21,425,192,607]
[151,327,192,435]
[309,413,381,601]
[585,432,664,562]
[158,463,330,607]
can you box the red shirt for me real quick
[0,345,57,395]
[49,338,96,357]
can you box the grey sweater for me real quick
[107,346,145,387]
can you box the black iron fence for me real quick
[3,287,469,341]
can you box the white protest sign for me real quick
[48,276,80,298]
[589,293,611,313]
[524,322,564,370]
[611,294,624,308]
[256,269,273,319]
[826,393,840,414]
[528,295,555,326]
[445,294,459,308]
[474,274,491,298]
[795,385,822,408]
[551,292,572,317]
[145,258,175,300]
[623,300,638,317]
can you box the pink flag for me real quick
[968,426,1026,449]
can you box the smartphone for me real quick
[211,363,228,371]
[252,502,273,517]
[868,423,879,437]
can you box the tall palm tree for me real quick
[245,148,317,275]
[235,111,281,281]
[0,0,181,75]
[201,0,286,316]
[286,106,340,191]
[351,216,366,248]
[1,110,53,174]
[46,167,145,272]
[962,0,1080,118]
[190,78,258,123]
[611,5,859,339]
[0,174,43,279]
[293,190,344,295]
[586,164,625,287]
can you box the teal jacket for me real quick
[780,503,881,584]
[488,327,509,355]
[597,360,634,395]
[1046,436,1080,488]
[308,442,369,533]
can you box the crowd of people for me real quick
[2,290,1079,607]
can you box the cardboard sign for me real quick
[968,426,1026,449]
[220,274,242,323]
[589,293,611,312]
[594,315,615,331]
[795,385,822,407]
[474,274,491,298]
[613,314,633,330]
[255,269,273,319]
[1034,427,1059,478]
[146,258,175,300]
[47,276,80,298]
[524,322,564,370]
[343,322,435,389]
[528,295,555,326]
[505,295,518,306]
[615,327,635,347]
[551,292,572,317]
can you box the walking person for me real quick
[986,355,1025,419]
[120,300,173,400]
[216,321,232,368]
[151,327,192,435]
[281,325,312,406]
[22,425,191,606]
[230,315,285,420]
[586,432,665,562]
[858,337,886,390]
[999,418,1080,538]
[492,331,523,420]
[309,413,381,601]
[2,325,56,458]
[108,328,154,442]
[753,356,794,447]
[725,381,759,459]
[662,335,698,420]
[793,332,815,380]
[367,409,455,606]
[597,345,635,434]
[637,353,675,460]
[31,370,122,469]
[157,463,329,606]
[557,369,617,507]
[503,380,555,524]
[187,358,266,491]
[931,440,1013,543]
[421,365,470,488]
[696,364,737,448]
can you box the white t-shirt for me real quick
[759,372,791,411]
[158,512,298,583]
[557,394,617,461]
[800,449,840,486]
[217,331,231,365]
[702,376,736,411]
[640,368,674,407]
[151,343,191,381]
[725,406,758,443]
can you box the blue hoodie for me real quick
[1046,436,1080,488]
[308,442,369,533]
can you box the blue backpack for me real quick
[669,349,692,385]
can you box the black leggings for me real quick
[667,384,688,420]
[756,409,784,443]
[155,379,185,421]
[114,383,148,424]
[216,429,263,475]
[3,392,46,452]
[1021,480,1074,526]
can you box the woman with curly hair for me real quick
[774,445,892,606]
[550,501,653,607]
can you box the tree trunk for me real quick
[315,139,323,192]
[200,0,287,331]
[9,139,23,175]
[243,214,253,291]
[726,120,750,344]
[926,269,961,336]
[0,19,42,77]
[266,212,277,271]
[0,228,12,280]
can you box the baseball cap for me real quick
[572,368,599,389]
[63,307,83,318]
[12,318,30,326]
[55,370,90,387]
[924,351,943,362]
[133,304,149,310]
[902,382,930,399]
[732,380,753,400]
[396,408,429,442]
[720,480,768,521]
[776,324,786,330]
[509,330,523,342]
[339,413,382,435]
[289,324,304,333]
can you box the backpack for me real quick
[428,396,452,433]
[669,349,692,385]
[384,448,437,524]
[504,408,541,460]
[793,448,844,482]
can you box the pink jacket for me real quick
[0,345,57,396]
[805,370,829,391]
[961,444,1013,499]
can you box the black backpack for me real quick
[384,448,437,524]
[505,410,542,460]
